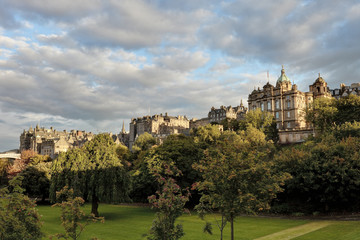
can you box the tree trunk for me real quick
[91,194,99,217]
[230,216,234,240]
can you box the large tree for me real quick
[50,134,131,217]
[194,128,289,240]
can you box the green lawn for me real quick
[37,204,360,240]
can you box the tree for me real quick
[147,158,190,240]
[240,109,278,143]
[148,134,203,207]
[334,95,360,124]
[305,97,337,133]
[275,134,360,212]
[50,186,103,240]
[17,165,50,202]
[132,132,157,152]
[50,134,131,217]
[191,124,222,148]
[194,129,289,240]
[0,177,43,240]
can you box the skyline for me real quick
[1,0,360,151]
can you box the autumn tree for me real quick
[50,134,131,217]
[194,128,289,240]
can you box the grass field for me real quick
[37,204,360,240]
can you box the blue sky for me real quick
[1,0,360,151]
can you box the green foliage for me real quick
[17,164,50,201]
[147,161,190,240]
[334,94,360,124]
[275,135,360,212]
[194,129,289,240]
[148,135,203,206]
[191,124,222,148]
[50,186,103,240]
[305,97,337,133]
[0,158,11,186]
[50,134,131,217]
[220,118,240,131]
[0,177,43,240]
[132,132,157,152]
[240,109,279,143]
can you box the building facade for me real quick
[129,113,190,149]
[248,67,331,143]
[20,125,94,158]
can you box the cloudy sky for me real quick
[1,0,360,151]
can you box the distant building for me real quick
[248,67,331,144]
[331,83,360,99]
[129,113,189,149]
[190,103,248,129]
[109,121,130,147]
[20,125,94,158]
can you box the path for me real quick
[254,221,333,240]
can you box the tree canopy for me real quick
[50,134,131,217]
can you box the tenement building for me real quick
[129,113,189,149]
[248,67,331,144]
[20,125,94,158]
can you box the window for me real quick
[287,100,291,108]
[261,102,264,111]
[275,100,279,109]
[286,95,290,100]
[275,112,279,119]
[287,122,291,128]
[267,101,271,110]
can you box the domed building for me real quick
[248,66,331,143]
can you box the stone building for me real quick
[331,83,360,99]
[248,67,331,144]
[20,125,94,158]
[129,113,189,149]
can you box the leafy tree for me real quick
[0,158,11,186]
[240,109,278,143]
[275,134,360,212]
[194,129,289,240]
[50,186,103,240]
[17,165,50,202]
[148,135,203,206]
[191,124,222,148]
[305,97,337,133]
[132,132,157,152]
[147,158,190,240]
[0,177,43,240]
[220,118,240,131]
[334,95,360,124]
[50,134,131,217]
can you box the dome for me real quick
[315,73,325,84]
[276,66,291,84]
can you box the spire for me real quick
[121,121,126,134]
[240,99,243,107]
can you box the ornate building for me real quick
[248,67,331,143]
[20,125,94,158]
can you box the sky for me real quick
[1,0,360,151]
